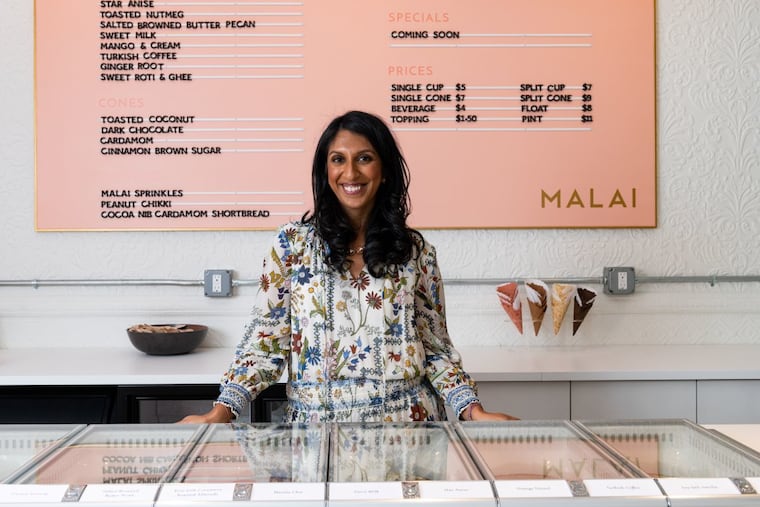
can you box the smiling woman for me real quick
[179,111,518,425]
[307,111,415,280]
[326,130,384,261]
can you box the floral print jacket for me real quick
[217,221,479,422]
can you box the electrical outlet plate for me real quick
[204,269,233,297]
[603,266,635,295]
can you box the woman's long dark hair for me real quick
[303,110,420,277]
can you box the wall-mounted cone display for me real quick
[551,283,576,334]
[573,287,597,335]
[525,279,548,336]
[496,282,523,334]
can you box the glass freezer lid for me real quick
[158,423,328,505]
[328,422,495,506]
[577,419,760,480]
[0,425,83,484]
[329,421,483,482]
[578,419,760,501]
[456,420,667,503]
[457,420,642,481]
[10,423,205,486]
[170,423,328,484]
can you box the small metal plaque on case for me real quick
[568,480,589,497]
[233,483,253,501]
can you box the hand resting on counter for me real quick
[179,403,234,424]
[464,403,520,422]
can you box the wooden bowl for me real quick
[127,324,207,355]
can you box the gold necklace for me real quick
[347,245,365,256]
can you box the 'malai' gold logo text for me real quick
[541,188,636,208]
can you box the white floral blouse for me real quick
[217,221,479,422]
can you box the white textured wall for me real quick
[1,0,758,350]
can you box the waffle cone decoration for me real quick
[551,283,576,334]
[496,282,523,334]
[525,280,548,336]
[572,287,597,335]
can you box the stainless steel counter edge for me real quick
[1,344,760,386]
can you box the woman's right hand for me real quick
[177,403,234,424]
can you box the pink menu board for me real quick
[35,0,655,231]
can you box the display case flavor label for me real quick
[79,484,160,503]
[157,483,236,502]
[252,482,325,502]
[0,484,70,503]
[583,478,663,497]
[657,477,741,496]
[495,479,573,498]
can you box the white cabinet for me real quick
[476,381,700,421]
[571,380,697,420]
[697,380,760,423]
[477,381,570,420]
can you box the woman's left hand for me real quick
[467,403,520,421]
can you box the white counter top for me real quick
[459,344,760,382]
[1,344,759,386]
[0,347,232,386]
[705,424,760,452]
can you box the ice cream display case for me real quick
[456,420,667,506]
[577,419,760,506]
[1,421,759,506]
[0,425,83,484]
[161,423,328,507]
[328,421,495,506]
[0,424,205,507]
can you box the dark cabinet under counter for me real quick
[0,386,116,424]
[0,384,287,424]
[113,384,228,424]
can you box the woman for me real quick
[182,111,517,423]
